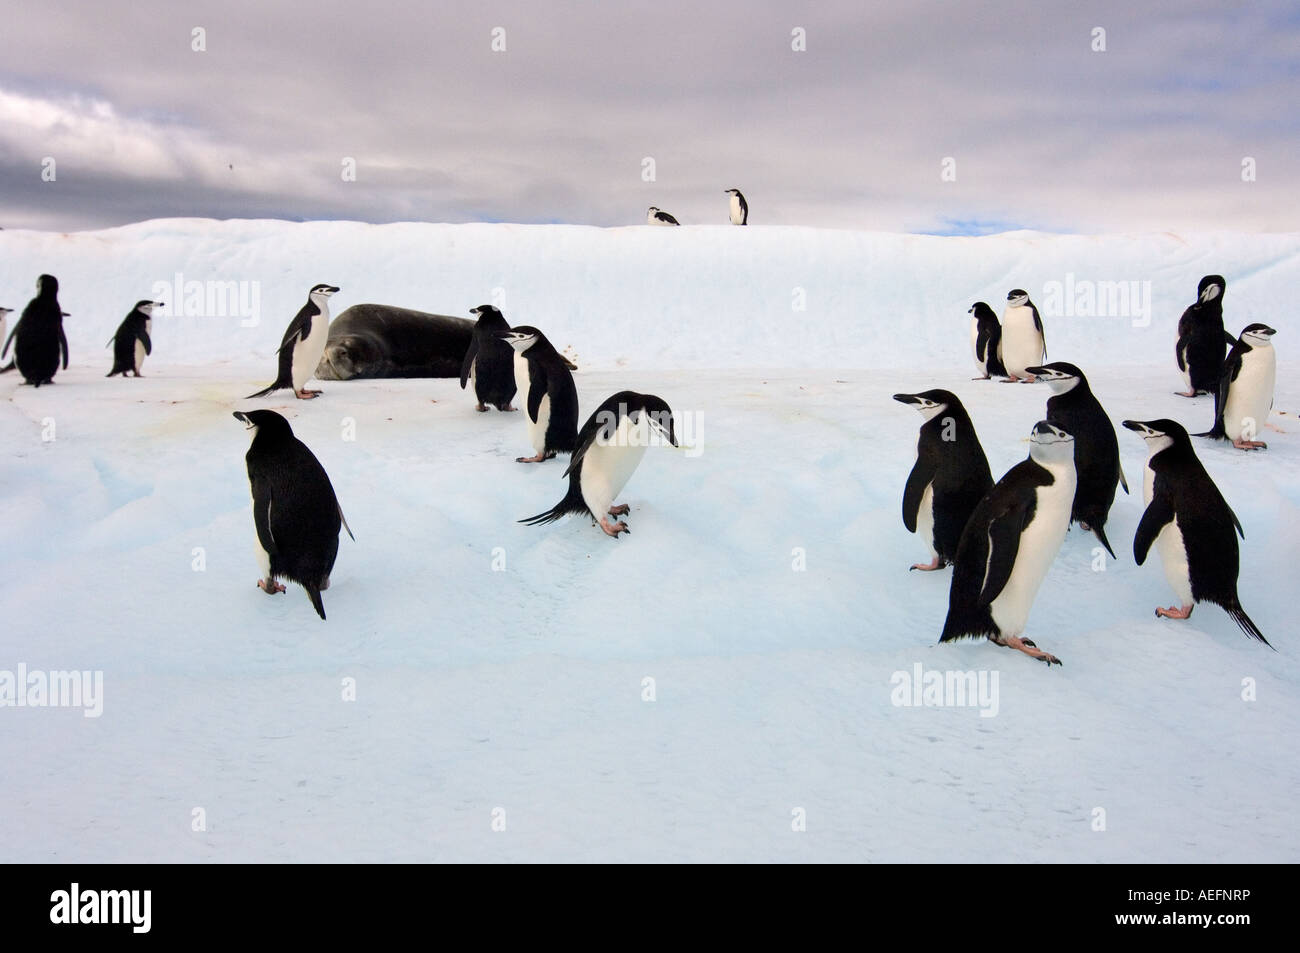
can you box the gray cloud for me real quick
[1,0,1297,233]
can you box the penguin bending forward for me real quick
[460,304,517,411]
[1175,274,1230,397]
[968,302,1006,379]
[520,391,677,538]
[647,207,681,226]
[892,390,993,570]
[1027,362,1128,558]
[1000,289,1046,383]
[2,274,68,386]
[1123,419,1269,646]
[234,410,354,620]
[1197,324,1277,451]
[247,284,339,399]
[107,300,160,377]
[499,325,579,463]
[939,421,1077,665]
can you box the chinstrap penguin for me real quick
[1,274,68,387]
[460,304,517,411]
[1123,419,1269,646]
[1197,324,1277,450]
[520,391,677,538]
[725,189,748,225]
[1175,275,1230,398]
[892,390,993,571]
[234,410,354,620]
[939,421,1077,665]
[968,302,1006,379]
[1026,362,1129,559]
[106,300,160,377]
[247,284,339,399]
[1000,289,1046,383]
[647,207,681,226]
[498,325,579,463]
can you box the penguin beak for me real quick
[891,393,920,405]
[1122,420,1157,437]
[1025,366,1054,378]
[233,411,253,429]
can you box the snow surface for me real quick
[1,219,1298,862]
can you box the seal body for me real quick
[316,304,474,380]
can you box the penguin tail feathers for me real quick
[519,491,588,528]
[938,605,997,644]
[305,585,326,621]
[1225,603,1270,648]
[245,380,283,399]
[1091,522,1118,561]
[1194,421,1226,440]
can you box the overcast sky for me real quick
[2,1,1297,234]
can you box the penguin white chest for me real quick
[1001,306,1043,375]
[528,393,551,454]
[969,317,982,368]
[135,317,151,371]
[1144,461,1193,605]
[291,310,330,391]
[989,468,1075,637]
[1224,348,1275,441]
[729,195,745,225]
[580,415,650,517]
[917,482,937,555]
[513,351,530,402]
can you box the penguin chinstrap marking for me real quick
[939,421,1077,666]
[520,391,678,538]
[892,390,993,571]
[234,410,354,620]
[1000,289,1046,383]
[1175,275,1231,398]
[106,300,160,377]
[498,326,579,463]
[246,284,339,399]
[1123,419,1270,646]
[967,302,1006,379]
[1026,362,1129,559]
[1,274,68,387]
[460,305,517,412]
[725,189,748,225]
[1196,323,1277,451]
[646,207,681,226]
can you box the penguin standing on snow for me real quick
[939,421,1077,665]
[1,274,68,387]
[1000,289,1046,383]
[1026,362,1128,558]
[246,284,339,399]
[1197,324,1277,451]
[459,304,517,412]
[968,302,1006,379]
[233,410,354,620]
[520,391,677,538]
[1175,274,1230,397]
[646,207,681,226]
[892,390,993,571]
[725,189,749,225]
[106,300,161,377]
[499,326,579,462]
[1123,419,1269,646]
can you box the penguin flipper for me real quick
[305,585,327,621]
[459,338,478,390]
[59,326,69,369]
[977,499,1029,606]
[526,361,547,423]
[1118,461,1129,495]
[1,323,15,359]
[338,504,355,541]
[253,493,278,557]
[901,458,935,534]
[141,330,152,356]
[1133,496,1173,565]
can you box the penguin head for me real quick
[1006,289,1030,307]
[968,302,996,320]
[724,189,742,197]
[498,326,541,353]
[1197,275,1226,303]
[1122,418,1186,454]
[233,409,293,443]
[134,299,162,316]
[892,389,956,422]
[1028,421,1074,463]
[469,304,509,329]
[309,284,340,302]
[36,274,58,297]
[1240,323,1276,347]
[1025,362,1085,394]
[647,207,661,215]
[0,307,11,317]
[633,393,678,448]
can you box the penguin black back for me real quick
[501,325,579,459]
[4,274,67,387]
[460,304,517,411]
[1175,274,1229,396]
[968,302,1006,378]
[107,300,157,377]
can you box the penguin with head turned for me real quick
[1000,289,1046,383]
[498,326,579,463]
[1123,419,1269,646]
[1197,323,1277,451]
[2,274,68,386]
[1175,274,1231,397]
[233,409,354,620]
[940,421,1077,665]
[968,302,1005,379]
[520,391,677,538]
[1025,361,1128,558]
[107,299,161,377]
[459,304,517,412]
[247,283,339,399]
[892,389,993,571]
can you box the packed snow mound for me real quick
[1,219,1297,371]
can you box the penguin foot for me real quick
[1001,376,1022,383]
[1021,375,1037,383]
[909,556,945,571]
[1155,604,1193,620]
[516,452,550,463]
[1231,438,1267,450]
[1000,635,1061,666]
[295,388,321,399]
[608,504,630,516]
[972,375,990,381]
[475,403,488,412]
[501,403,516,412]
[1175,389,1199,398]
[257,578,286,595]
[1266,422,1285,433]
[599,517,630,538]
